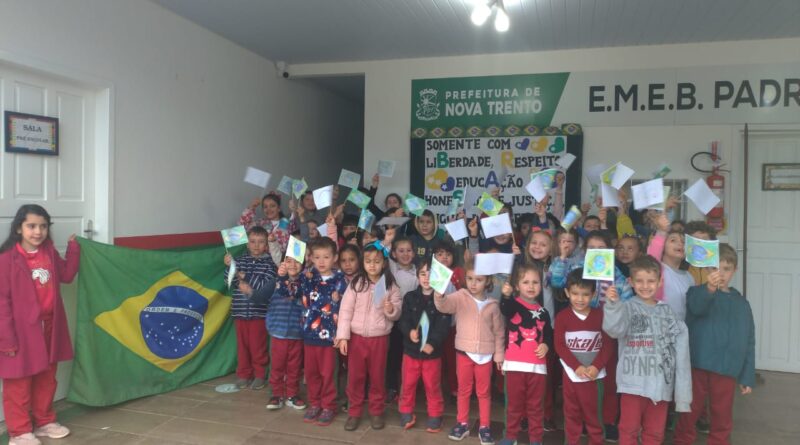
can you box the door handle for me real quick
[83,219,94,241]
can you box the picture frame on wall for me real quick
[4,111,59,156]
[762,163,800,191]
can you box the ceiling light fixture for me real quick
[470,0,510,32]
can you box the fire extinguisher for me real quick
[691,141,727,232]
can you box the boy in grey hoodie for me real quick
[603,255,692,445]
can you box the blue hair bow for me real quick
[369,240,390,258]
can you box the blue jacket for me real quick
[263,276,304,340]
[685,285,756,387]
[286,270,347,346]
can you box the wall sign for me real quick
[411,63,800,135]
[5,111,59,155]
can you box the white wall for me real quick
[293,37,800,251]
[0,0,363,238]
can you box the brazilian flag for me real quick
[68,238,240,406]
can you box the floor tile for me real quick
[38,425,141,445]
[145,417,260,445]
[182,399,279,428]
[66,408,172,435]
[118,394,205,416]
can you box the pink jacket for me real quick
[434,289,506,363]
[0,239,80,379]
[336,279,402,340]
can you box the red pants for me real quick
[603,345,619,425]
[268,337,303,398]
[674,368,737,445]
[346,334,388,417]
[441,328,458,396]
[504,371,546,443]
[304,344,338,410]
[562,373,604,445]
[2,320,58,437]
[456,352,493,426]
[618,394,668,445]
[234,319,269,379]
[399,354,444,417]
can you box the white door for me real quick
[0,63,97,419]
[746,131,800,373]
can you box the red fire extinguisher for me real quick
[706,141,725,230]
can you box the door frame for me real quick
[0,49,114,242]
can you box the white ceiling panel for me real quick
[153,0,800,64]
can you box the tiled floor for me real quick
[3,370,798,444]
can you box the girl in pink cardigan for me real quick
[335,242,402,432]
[0,205,80,445]
[434,259,505,445]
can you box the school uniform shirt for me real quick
[389,259,418,297]
[500,296,553,374]
[554,307,613,383]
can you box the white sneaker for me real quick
[9,432,42,445]
[33,422,70,439]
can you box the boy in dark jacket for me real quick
[673,244,755,445]
[396,257,451,433]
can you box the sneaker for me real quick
[497,439,517,445]
[370,414,385,430]
[344,416,361,431]
[696,418,711,434]
[448,422,470,441]
[316,408,336,426]
[9,433,42,445]
[235,377,252,389]
[400,413,416,430]
[286,396,307,410]
[384,389,398,404]
[340,400,349,413]
[303,406,322,423]
[425,416,443,433]
[604,424,619,443]
[478,426,494,445]
[542,418,557,432]
[266,396,284,410]
[250,378,266,390]
[33,422,70,439]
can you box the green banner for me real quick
[411,73,570,137]
[68,239,238,406]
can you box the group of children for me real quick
[224,180,756,445]
[0,173,756,445]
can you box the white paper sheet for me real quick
[525,176,547,202]
[277,175,294,195]
[684,179,721,215]
[317,223,332,240]
[601,182,620,208]
[312,185,333,209]
[338,169,361,189]
[602,162,635,190]
[474,253,515,276]
[244,167,270,188]
[444,219,469,242]
[377,160,396,177]
[631,178,665,210]
[480,213,513,238]
[556,153,576,170]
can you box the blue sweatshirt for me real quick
[265,276,305,340]
[287,269,347,346]
[550,256,633,307]
[224,253,277,319]
[685,285,756,388]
